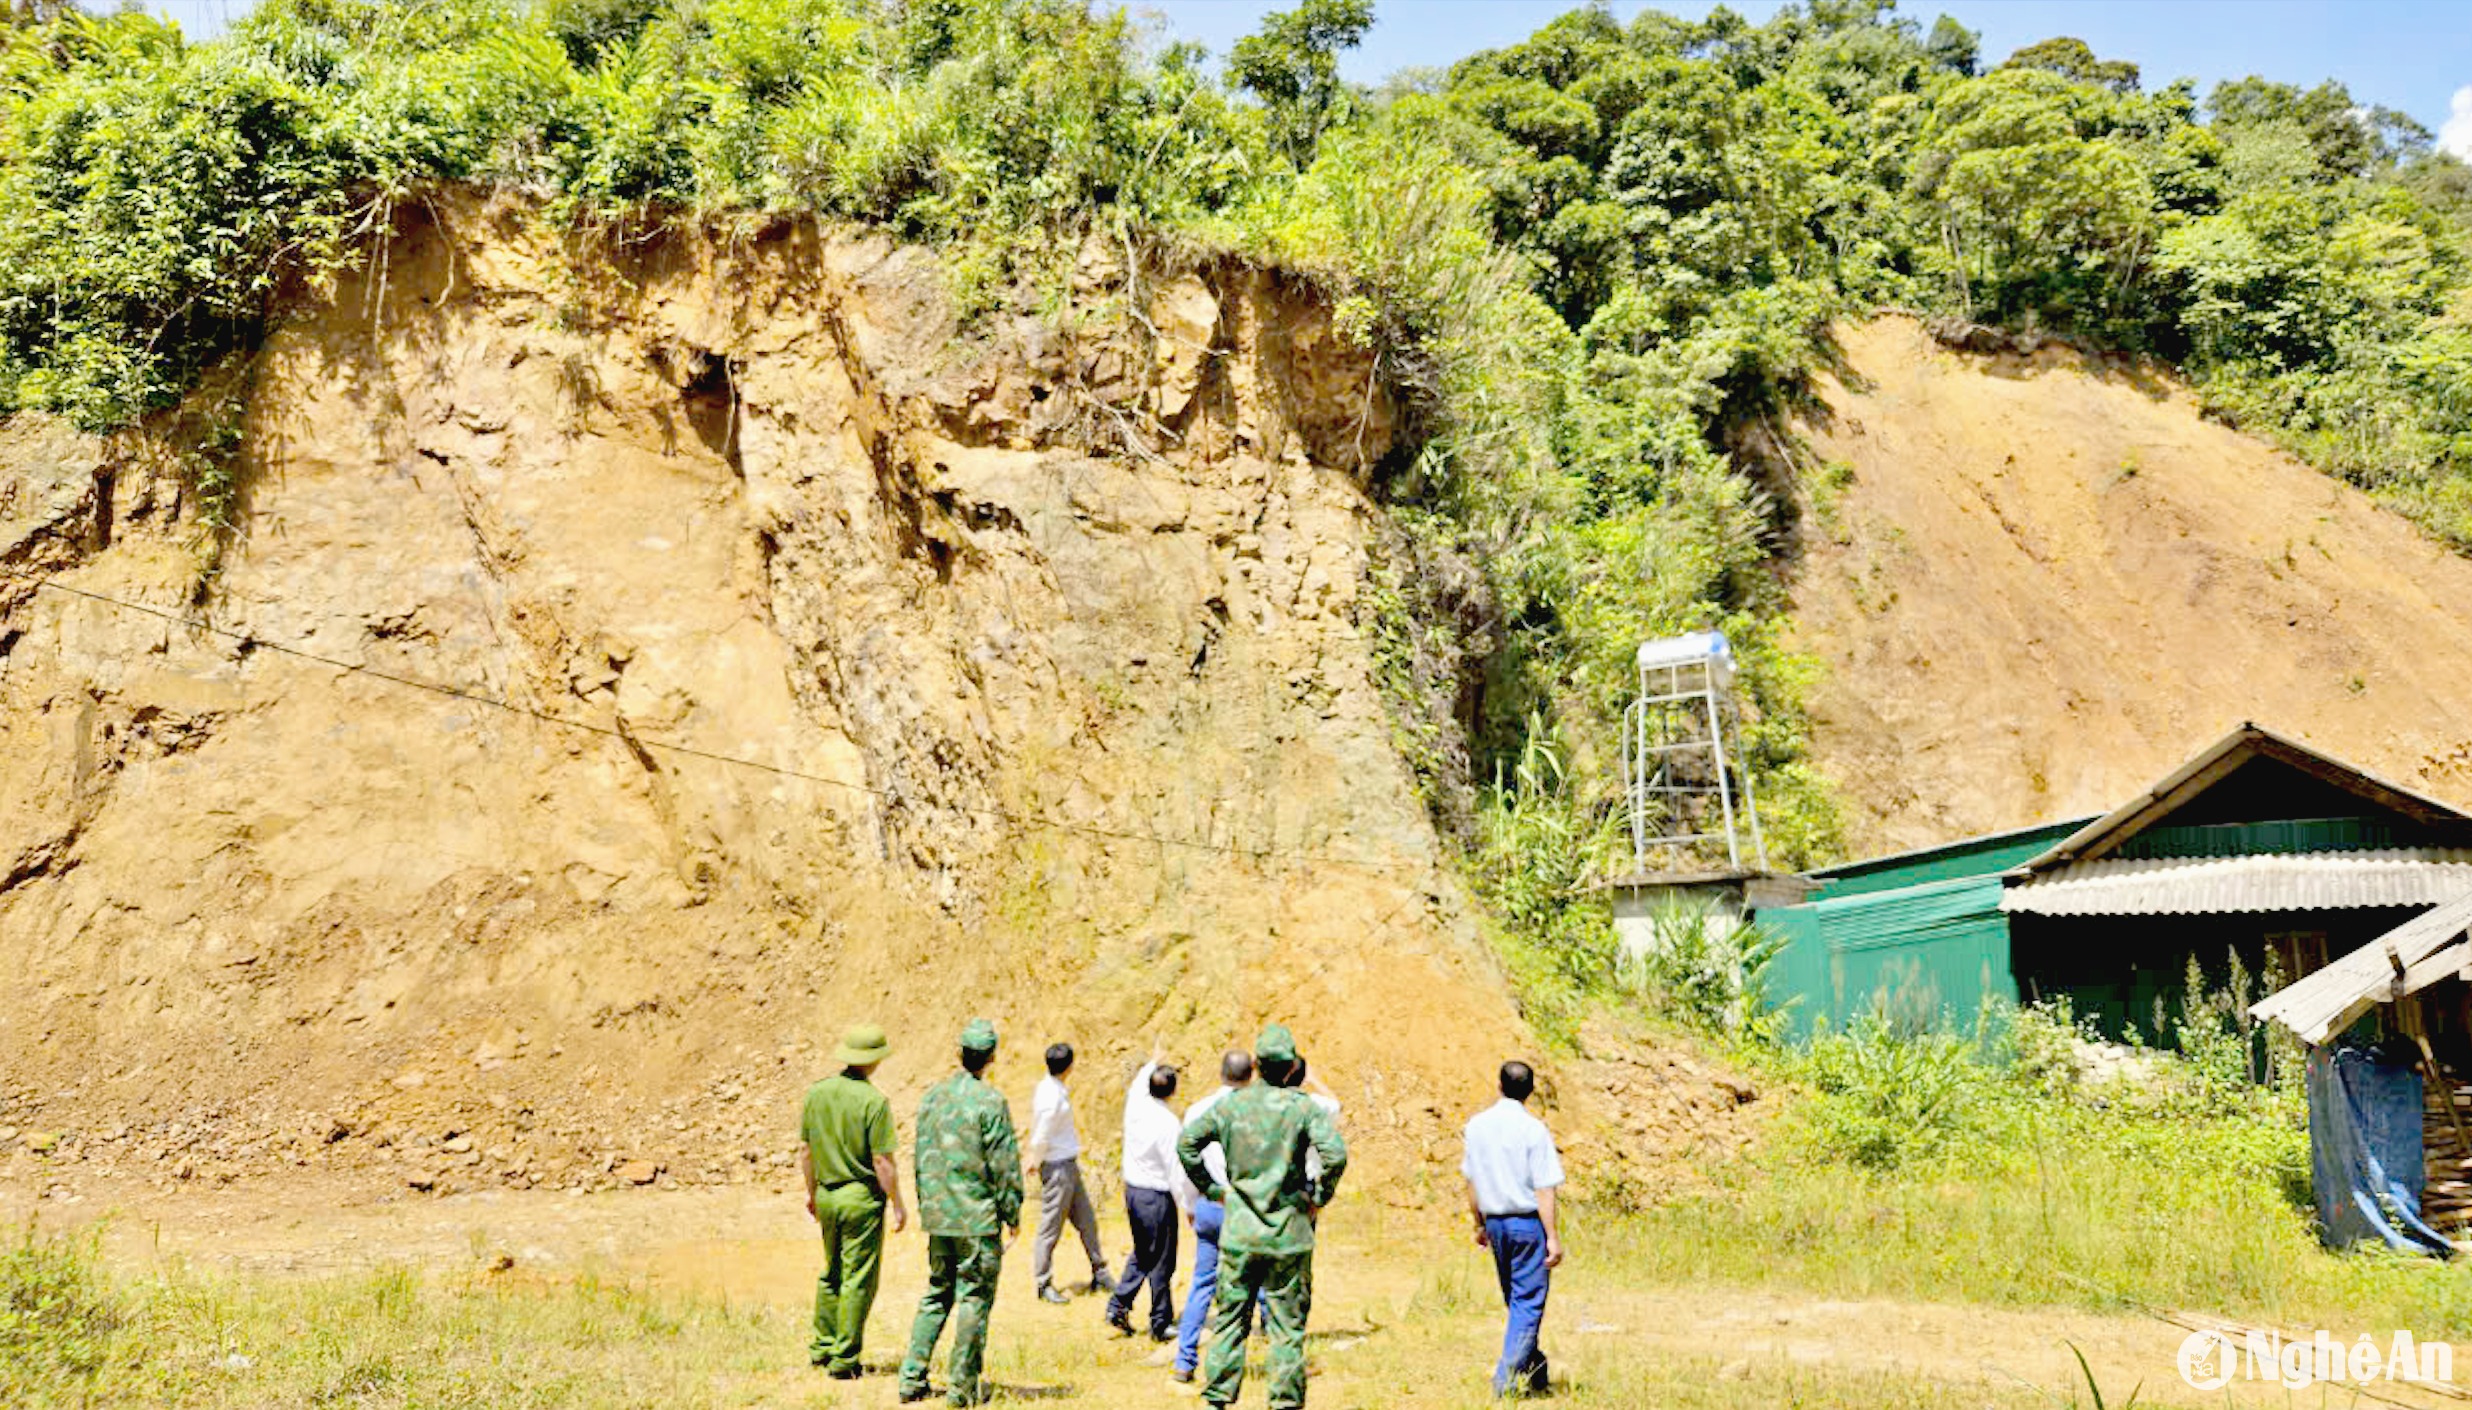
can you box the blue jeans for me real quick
[1173,1199,1236,1373]
[1485,1214,1550,1396]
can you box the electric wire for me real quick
[0,565,1440,880]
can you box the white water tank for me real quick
[1635,630,1736,687]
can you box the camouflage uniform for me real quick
[900,1020,1023,1407]
[1177,1025,1348,1410]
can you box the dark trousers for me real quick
[1486,1213,1551,1396]
[1106,1184,1180,1336]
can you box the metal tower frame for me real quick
[1620,634,1768,873]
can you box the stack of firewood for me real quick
[2423,1068,2472,1233]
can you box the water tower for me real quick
[1620,629,1767,873]
[1607,631,1808,970]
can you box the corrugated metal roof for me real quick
[2000,849,2472,916]
[2250,890,2472,1044]
[1805,815,2097,901]
[1810,816,2100,879]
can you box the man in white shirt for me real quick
[1105,1042,1194,1341]
[1461,1060,1565,1398]
[1169,1050,1253,1383]
[1026,1042,1108,1304]
[1294,1061,1342,1183]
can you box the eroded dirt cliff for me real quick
[1793,316,2472,854]
[0,202,1762,1201]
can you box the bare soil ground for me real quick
[10,1169,2441,1408]
[1793,316,2472,855]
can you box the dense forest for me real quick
[4,0,2468,1009]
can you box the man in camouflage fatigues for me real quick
[1176,1024,1348,1410]
[899,1018,1023,1407]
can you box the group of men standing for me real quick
[798,1017,1562,1406]
[798,1017,1022,1405]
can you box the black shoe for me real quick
[1038,1286,1070,1305]
[1105,1307,1135,1336]
[1081,1277,1108,1296]
[1150,1327,1174,1344]
[827,1366,863,1381]
[898,1387,934,1404]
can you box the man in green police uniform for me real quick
[899,1018,1023,1407]
[800,1021,908,1377]
[1177,1024,1348,1410]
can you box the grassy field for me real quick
[0,1221,2123,1410]
[1590,1117,2472,1337]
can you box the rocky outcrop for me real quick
[0,198,1531,1196]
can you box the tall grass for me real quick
[1568,1001,2472,1338]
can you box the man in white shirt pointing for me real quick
[1106,1041,1194,1341]
[1026,1042,1108,1304]
[1461,1060,1565,1398]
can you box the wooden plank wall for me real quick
[2426,1062,2472,1234]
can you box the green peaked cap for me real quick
[1254,1023,1298,1064]
[959,1017,999,1054]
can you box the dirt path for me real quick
[9,1171,2441,1408]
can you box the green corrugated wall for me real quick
[1764,876,2015,1036]
[1762,818,2087,1037]
[1760,812,2419,1039]
[2114,817,2394,858]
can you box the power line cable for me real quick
[0,565,1432,878]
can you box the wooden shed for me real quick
[2253,890,2472,1236]
[2000,724,2472,1044]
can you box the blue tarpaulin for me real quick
[2308,1044,2453,1256]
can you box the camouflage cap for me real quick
[1254,1023,1298,1064]
[959,1017,1000,1054]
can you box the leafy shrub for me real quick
[2005,994,2093,1098]
[1469,718,1620,1047]
[1620,898,1782,1041]
[1792,1016,1983,1169]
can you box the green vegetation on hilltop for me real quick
[3,0,2469,1022]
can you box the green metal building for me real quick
[1759,817,2090,1037]
[1756,725,2472,1039]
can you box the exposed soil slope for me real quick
[0,200,1756,1200]
[1793,316,2472,855]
